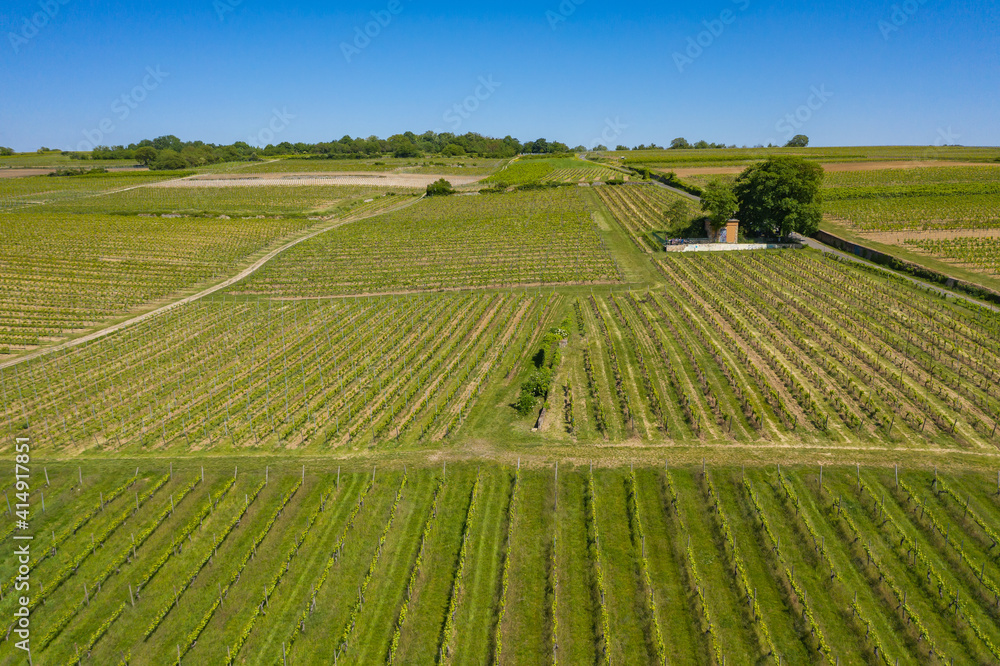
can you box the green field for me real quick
[486,156,619,187]
[229,188,623,297]
[0,171,193,212]
[903,236,999,276]
[595,183,695,251]
[0,166,420,352]
[607,146,1000,169]
[4,153,1000,665]
[3,461,1000,665]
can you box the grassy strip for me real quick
[387,478,444,663]
[437,468,481,663]
[492,469,519,664]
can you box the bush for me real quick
[150,149,190,171]
[426,179,454,197]
[523,369,553,398]
[49,167,108,177]
[514,391,539,416]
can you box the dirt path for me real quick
[0,195,427,371]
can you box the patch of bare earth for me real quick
[149,172,482,189]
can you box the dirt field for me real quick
[0,169,56,179]
[664,160,994,178]
[150,172,484,189]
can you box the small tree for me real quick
[134,146,157,166]
[785,135,810,148]
[700,179,738,236]
[733,156,824,238]
[663,199,693,236]
[670,137,691,150]
[0,147,13,156]
[426,178,454,196]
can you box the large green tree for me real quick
[150,149,189,171]
[733,156,824,238]
[134,146,157,166]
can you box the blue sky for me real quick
[1,0,997,151]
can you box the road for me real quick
[0,194,426,370]
[647,178,702,203]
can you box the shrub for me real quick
[426,179,455,197]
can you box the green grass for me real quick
[5,461,1000,665]
[0,151,140,169]
[611,145,1000,169]
[502,470,554,665]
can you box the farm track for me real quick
[0,194,426,372]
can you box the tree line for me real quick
[45,132,576,170]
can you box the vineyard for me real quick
[230,188,623,297]
[825,189,1000,232]
[5,248,999,455]
[487,157,617,187]
[239,157,504,176]
[0,171,193,212]
[824,166,1000,189]
[541,166,622,184]
[612,145,1000,169]
[594,184,695,251]
[0,212,324,351]
[33,184,418,218]
[5,147,1000,665]
[0,291,550,452]
[503,250,1000,451]
[902,236,1000,276]
[2,461,1000,665]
